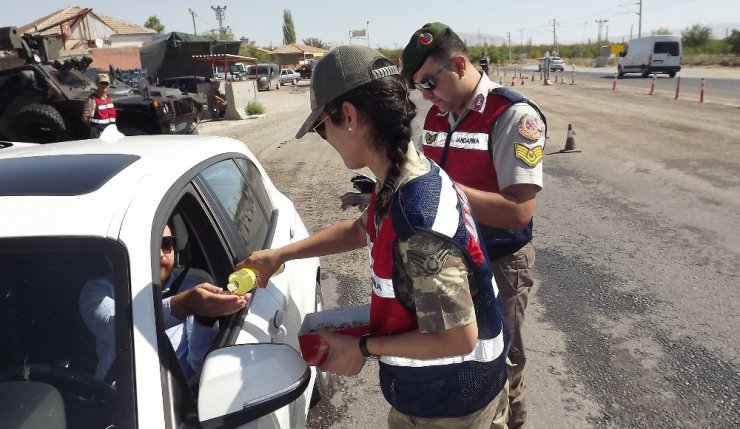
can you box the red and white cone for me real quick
[560,123,581,153]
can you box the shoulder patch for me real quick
[515,143,543,167]
[518,114,542,141]
[472,93,485,112]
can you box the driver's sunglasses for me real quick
[414,58,455,91]
[312,109,337,140]
[161,236,177,254]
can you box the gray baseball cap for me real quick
[295,45,400,139]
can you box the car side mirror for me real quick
[197,343,310,429]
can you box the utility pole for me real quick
[211,5,227,36]
[637,0,643,38]
[367,21,370,47]
[188,8,197,34]
[505,31,511,64]
[595,19,608,42]
[518,28,524,47]
[550,19,558,53]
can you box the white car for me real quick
[0,131,323,428]
[537,56,565,72]
[278,69,300,86]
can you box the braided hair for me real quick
[323,58,416,221]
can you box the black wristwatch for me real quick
[359,335,380,361]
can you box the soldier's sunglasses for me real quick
[161,236,177,254]
[414,58,454,91]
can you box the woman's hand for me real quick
[317,329,366,376]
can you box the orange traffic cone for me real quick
[560,124,581,153]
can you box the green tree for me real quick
[727,29,740,55]
[282,9,296,45]
[143,16,165,35]
[303,38,326,49]
[682,24,712,47]
[652,28,673,35]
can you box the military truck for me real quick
[0,27,201,143]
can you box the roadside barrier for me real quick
[674,76,681,99]
[649,74,656,95]
[532,72,536,82]
[511,75,516,86]
[612,73,617,90]
[700,77,705,103]
[521,74,525,85]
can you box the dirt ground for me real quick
[200,70,740,428]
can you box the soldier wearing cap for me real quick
[402,22,547,429]
[82,73,116,138]
[237,45,510,428]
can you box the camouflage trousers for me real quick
[387,380,509,429]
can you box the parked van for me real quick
[618,35,682,78]
[255,63,279,91]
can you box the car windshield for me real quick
[0,237,135,428]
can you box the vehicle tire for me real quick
[292,78,298,85]
[641,66,649,78]
[617,65,625,78]
[12,103,70,143]
[668,71,676,78]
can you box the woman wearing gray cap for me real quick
[237,45,510,428]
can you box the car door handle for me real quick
[269,309,286,341]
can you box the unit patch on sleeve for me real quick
[515,143,543,167]
[518,114,542,141]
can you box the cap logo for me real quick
[418,32,434,46]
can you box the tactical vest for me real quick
[421,87,545,259]
[366,161,508,418]
[90,95,116,129]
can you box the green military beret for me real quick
[400,22,450,83]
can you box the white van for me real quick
[618,35,682,78]
[255,63,280,91]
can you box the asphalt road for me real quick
[200,70,740,428]
[497,63,740,107]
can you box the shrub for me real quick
[245,100,265,116]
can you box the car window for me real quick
[0,237,135,429]
[654,42,679,56]
[199,158,274,255]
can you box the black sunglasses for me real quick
[414,58,455,91]
[312,109,337,140]
[161,236,177,254]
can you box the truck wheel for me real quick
[292,78,298,85]
[668,71,676,78]
[617,66,625,78]
[641,66,649,78]
[12,103,70,143]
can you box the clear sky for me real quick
[4,0,738,49]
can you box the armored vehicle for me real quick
[0,27,201,143]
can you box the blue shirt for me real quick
[79,272,219,380]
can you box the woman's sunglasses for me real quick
[161,236,177,254]
[312,109,337,140]
[414,58,455,91]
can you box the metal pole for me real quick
[367,21,370,47]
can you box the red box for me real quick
[298,304,370,366]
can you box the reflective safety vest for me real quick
[366,161,509,418]
[421,87,545,258]
[90,94,116,129]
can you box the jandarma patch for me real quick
[418,32,434,45]
[515,143,543,167]
[424,131,438,144]
[472,94,485,112]
[518,114,542,140]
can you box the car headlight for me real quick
[162,103,169,114]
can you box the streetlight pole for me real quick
[367,21,370,47]
[637,0,643,37]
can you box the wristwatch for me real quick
[359,335,380,361]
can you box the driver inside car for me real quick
[79,223,249,383]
